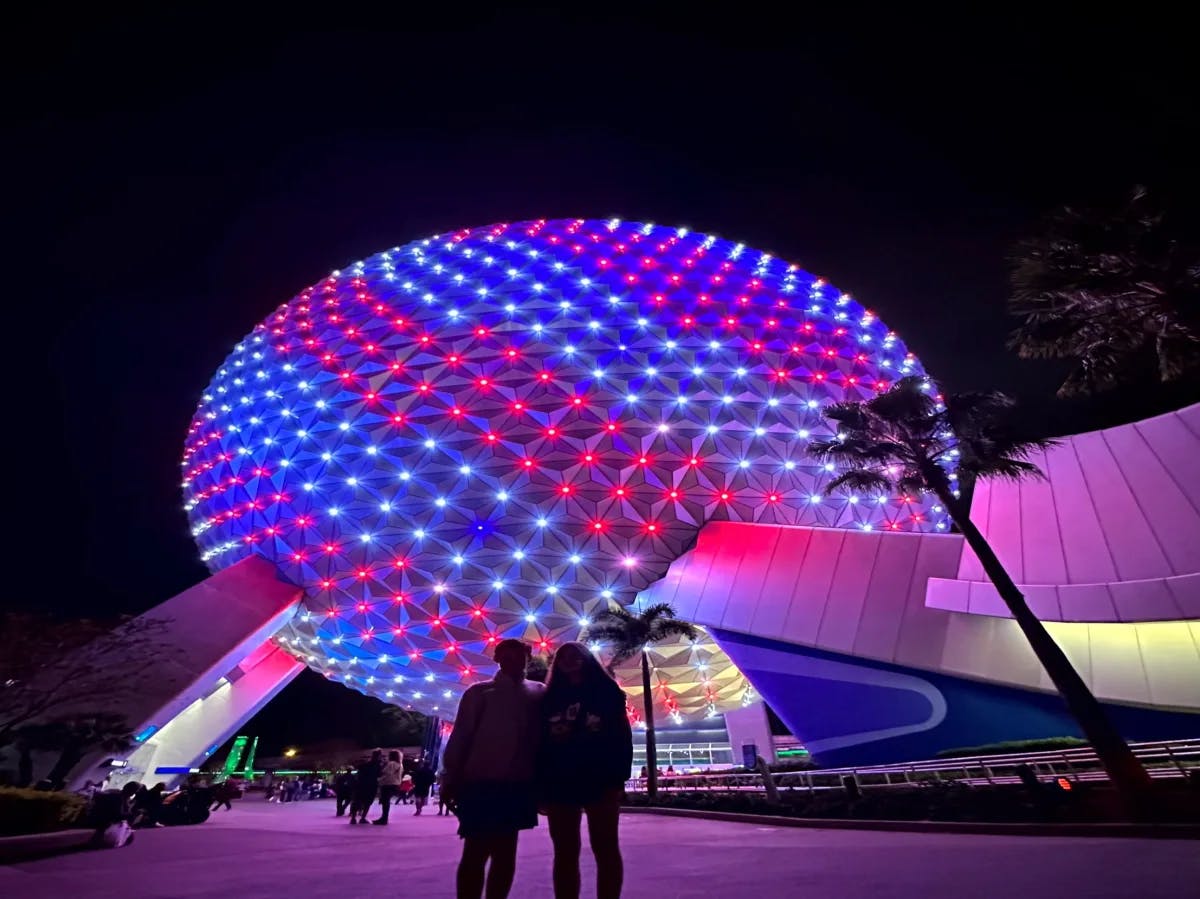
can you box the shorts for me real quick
[454,781,537,839]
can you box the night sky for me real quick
[12,8,1197,628]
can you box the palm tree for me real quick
[588,603,698,799]
[808,376,1152,806]
[1008,185,1200,397]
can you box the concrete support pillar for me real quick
[724,700,774,767]
[112,643,302,787]
[62,556,304,790]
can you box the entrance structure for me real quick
[70,220,1199,786]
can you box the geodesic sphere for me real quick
[182,218,949,718]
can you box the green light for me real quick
[220,736,249,781]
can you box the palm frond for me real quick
[1008,186,1200,395]
[821,402,872,430]
[647,618,698,643]
[589,603,697,663]
[637,602,680,624]
[895,472,930,497]
[824,468,893,496]
[607,645,641,667]
[867,376,936,424]
[960,456,1047,482]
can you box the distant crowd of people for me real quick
[264,773,328,803]
[327,751,440,824]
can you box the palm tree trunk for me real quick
[942,492,1153,808]
[641,650,658,800]
[46,737,85,790]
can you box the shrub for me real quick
[934,737,1088,759]
[0,787,87,836]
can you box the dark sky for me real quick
[10,9,1198,621]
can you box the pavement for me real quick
[2,796,1197,898]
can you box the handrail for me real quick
[625,738,1200,793]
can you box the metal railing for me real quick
[625,738,1200,794]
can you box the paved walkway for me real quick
[3,797,1197,898]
